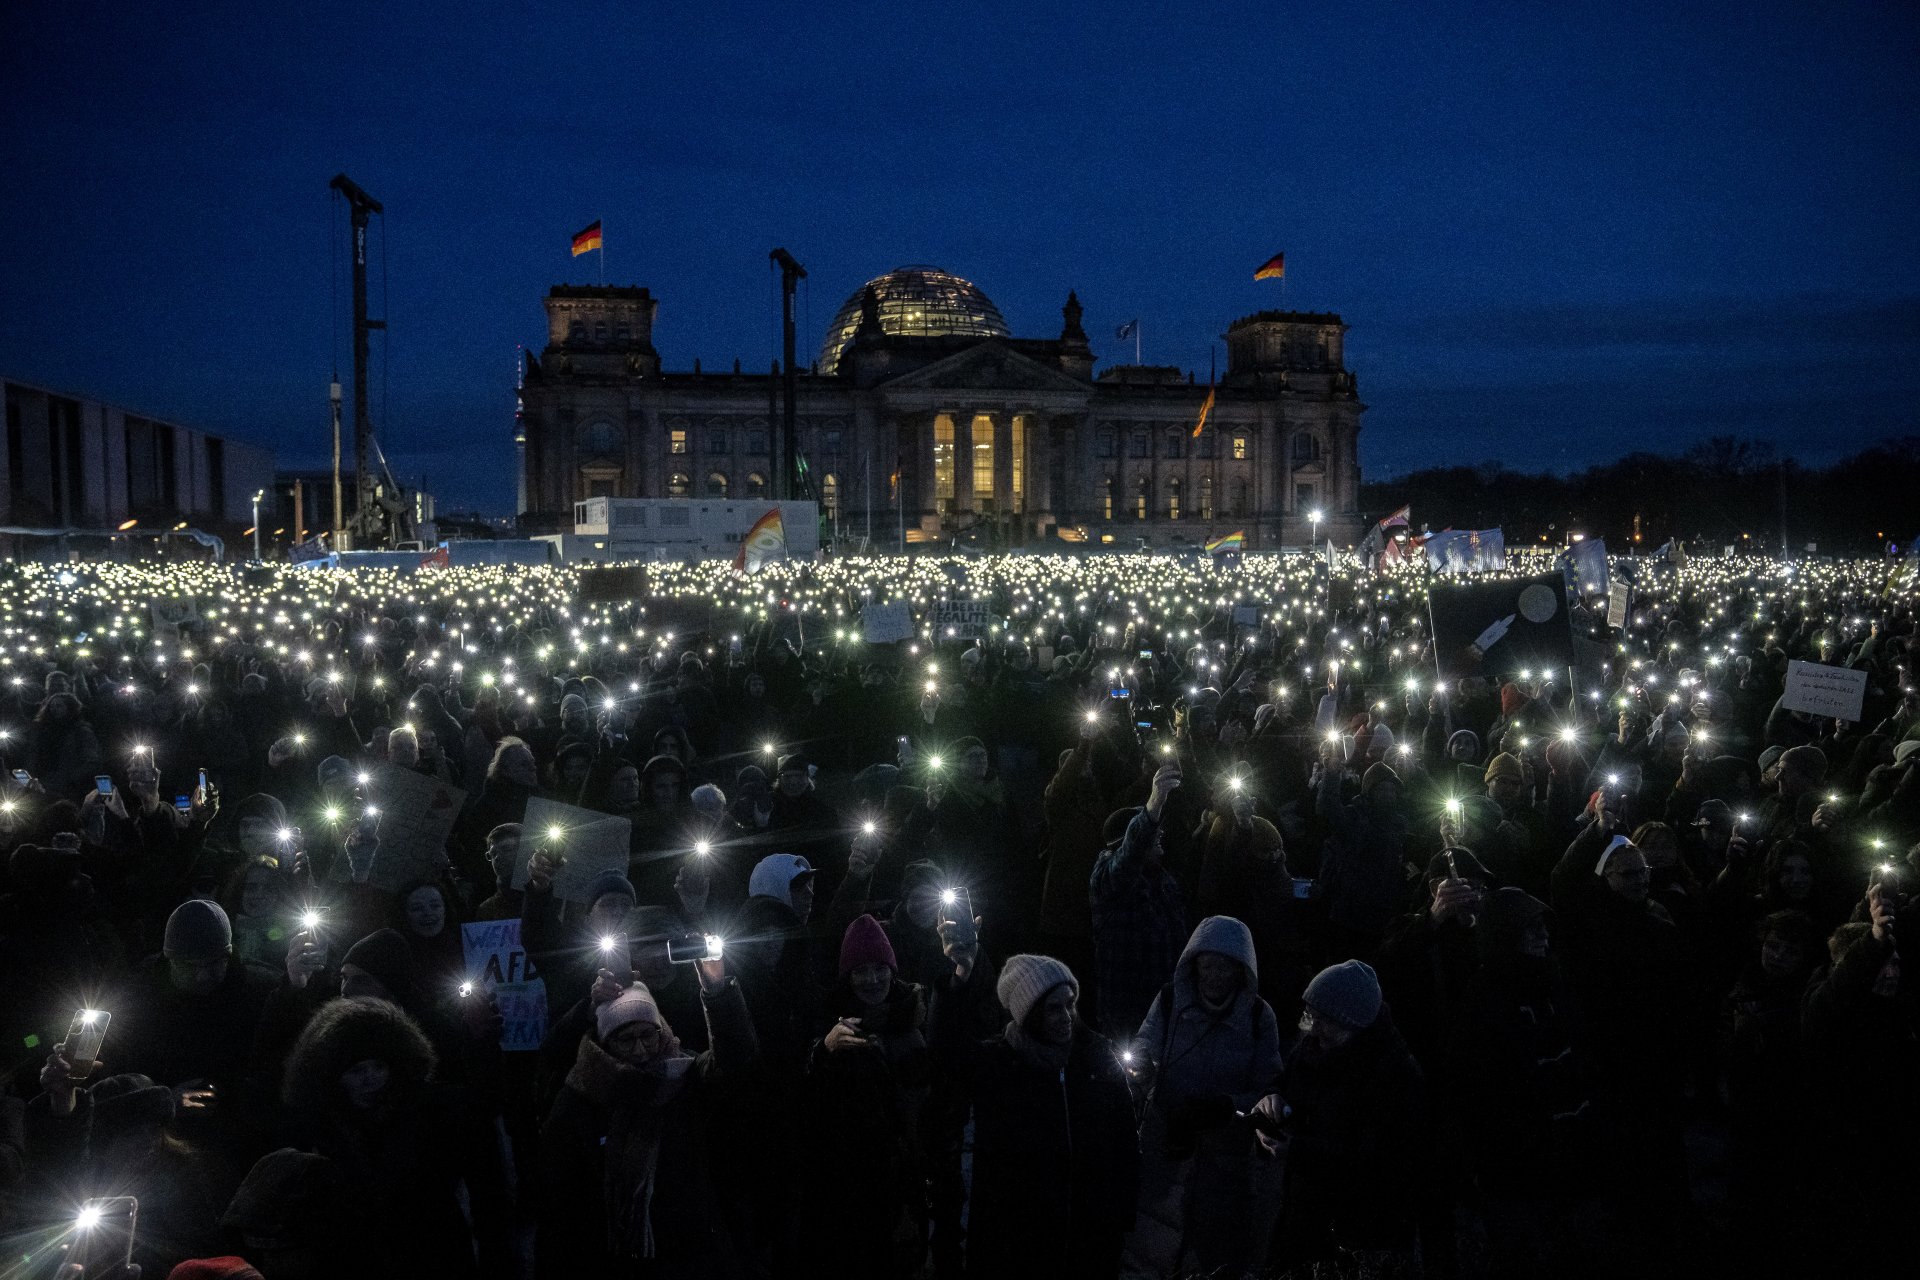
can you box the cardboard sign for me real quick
[577,565,649,604]
[862,601,915,645]
[461,919,547,1052]
[1232,605,1261,629]
[1607,581,1632,630]
[1427,572,1575,682]
[931,601,998,640]
[329,767,465,892]
[514,798,632,904]
[1781,659,1868,722]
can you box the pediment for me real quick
[876,341,1090,395]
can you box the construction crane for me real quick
[329,173,414,549]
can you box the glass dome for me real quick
[819,265,1009,374]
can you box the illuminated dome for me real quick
[819,265,1009,374]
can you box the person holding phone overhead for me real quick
[1090,760,1189,1039]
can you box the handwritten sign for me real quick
[514,798,632,904]
[328,767,465,892]
[930,601,998,640]
[1607,581,1632,630]
[461,919,547,1052]
[862,601,915,644]
[1781,659,1867,722]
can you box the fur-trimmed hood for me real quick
[282,996,436,1116]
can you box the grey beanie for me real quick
[585,870,636,909]
[163,898,233,961]
[996,953,1078,1027]
[1302,959,1382,1030]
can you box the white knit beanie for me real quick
[996,953,1078,1027]
[595,984,664,1041]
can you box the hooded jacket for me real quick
[1135,916,1282,1115]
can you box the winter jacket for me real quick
[534,978,758,1279]
[928,980,1140,1279]
[1090,808,1187,1038]
[1315,764,1412,938]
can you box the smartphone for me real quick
[174,795,192,814]
[666,934,724,964]
[72,1196,138,1275]
[1237,1107,1290,1140]
[64,1008,110,1080]
[1291,877,1316,900]
[197,767,208,792]
[1138,648,1153,660]
[939,886,978,946]
[10,768,27,785]
[94,775,114,795]
[281,825,303,849]
[1108,685,1129,699]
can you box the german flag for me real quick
[1253,251,1285,281]
[1191,382,1216,438]
[571,220,603,257]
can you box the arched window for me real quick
[1166,477,1183,520]
[1230,477,1249,517]
[1133,476,1150,520]
[1102,475,1115,521]
[668,472,691,497]
[1164,429,1183,459]
[746,472,767,498]
[822,473,840,515]
[1200,476,1215,520]
[1292,433,1322,463]
[705,471,728,498]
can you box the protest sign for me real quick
[514,798,632,904]
[1232,605,1261,629]
[461,919,547,1052]
[1607,580,1632,629]
[1427,572,1575,682]
[1781,659,1868,722]
[931,601,998,640]
[328,767,465,892]
[149,597,200,642]
[862,600,915,644]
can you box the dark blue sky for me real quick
[3,0,1916,514]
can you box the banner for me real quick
[1427,572,1576,681]
[930,601,999,640]
[1560,538,1609,599]
[1425,529,1506,574]
[461,919,547,1052]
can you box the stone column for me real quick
[952,411,974,515]
[994,412,1014,518]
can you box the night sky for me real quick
[3,0,1915,515]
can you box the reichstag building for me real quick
[515,265,1364,548]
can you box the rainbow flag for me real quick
[1205,530,1245,555]
[571,220,603,256]
[735,507,787,572]
[1254,251,1285,281]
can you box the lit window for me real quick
[972,415,995,510]
[668,472,690,497]
[1200,476,1215,520]
[1010,414,1027,516]
[1167,478,1182,520]
[670,429,688,455]
[1133,476,1149,520]
[1232,435,1248,461]
[1102,475,1114,521]
[822,473,839,515]
[934,414,955,510]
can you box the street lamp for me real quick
[252,490,265,561]
[1309,508,1323,545]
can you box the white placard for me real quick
[513,798,632,904]
[1781,659,1867,722]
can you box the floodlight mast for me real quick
[329,173,385,545]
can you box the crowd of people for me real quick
[0,548,1914,1279]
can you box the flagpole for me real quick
[599,224,606,286]
[1135,323,1141,365]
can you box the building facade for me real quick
[3,375,275,533]
[517,266,1364,548]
